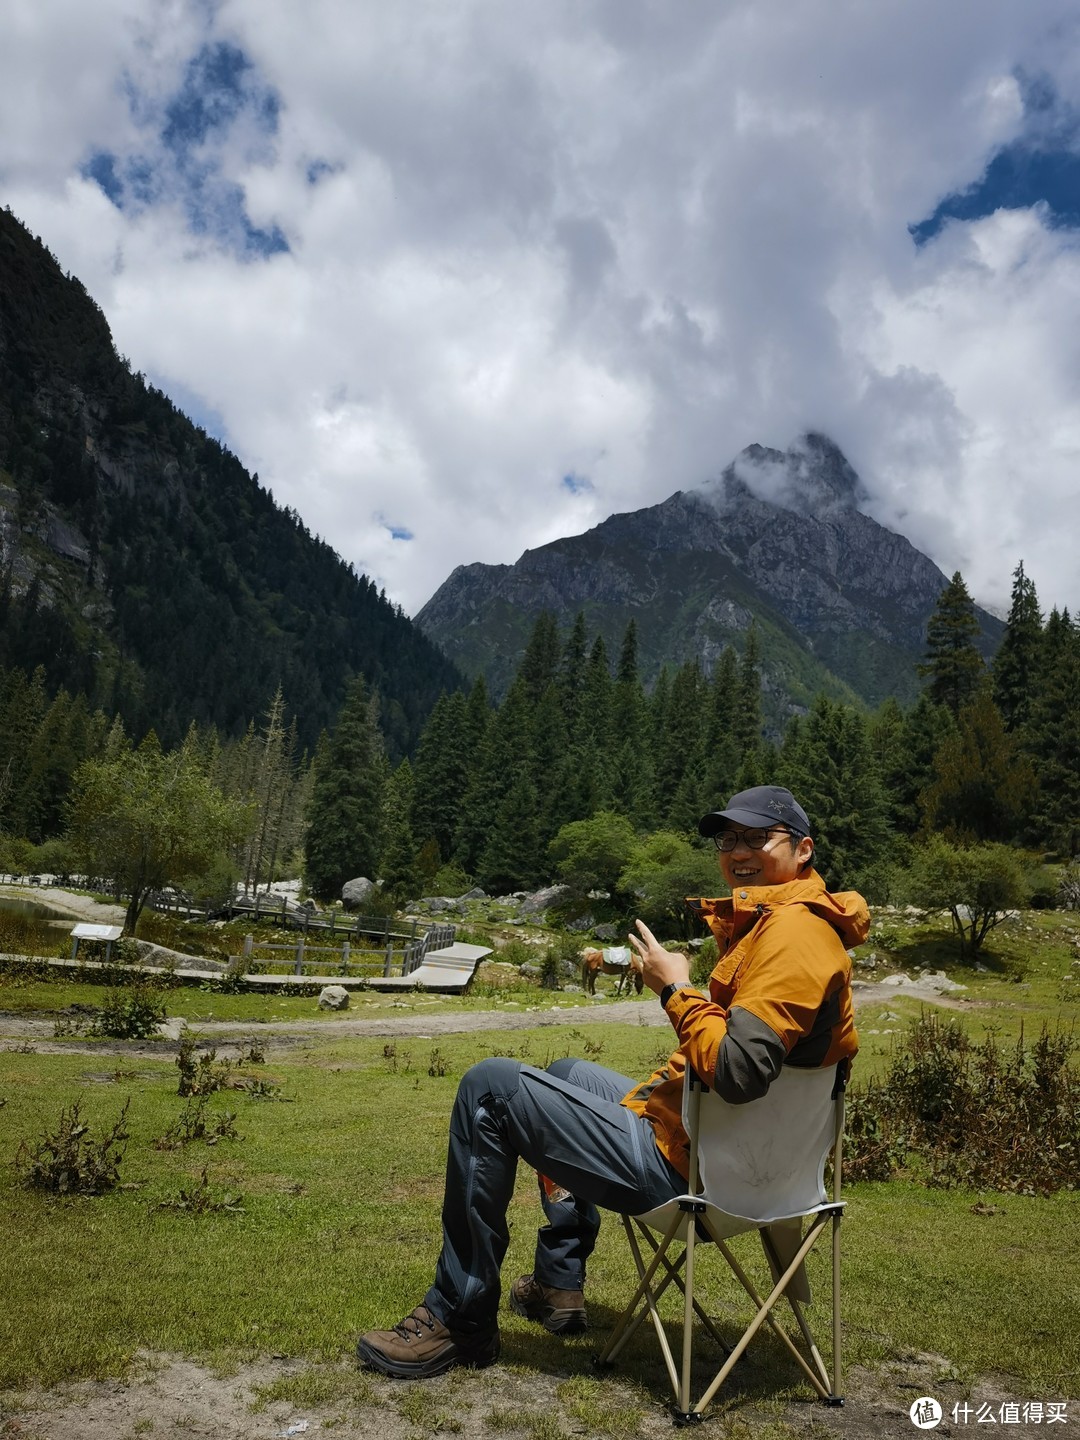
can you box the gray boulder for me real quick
[517,884,572,917]
[460,887,487,901]
[419,896,464,914]
[318,985,350,1011]
[342,877,377,911]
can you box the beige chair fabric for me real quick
[596,1063,846,1422]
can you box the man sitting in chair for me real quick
[358,785,868,1379]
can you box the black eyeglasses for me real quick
[711,827,793,853]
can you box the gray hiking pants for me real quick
[423,1056,685,1335]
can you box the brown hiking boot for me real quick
[509,1274,587,1334]
[357,1304,500,1378]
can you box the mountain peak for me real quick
[696,432,868,518]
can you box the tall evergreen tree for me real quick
[609,621,652,824]
[655,660,707,831]
[1023,608,1080,856]
[733,625,764,757]
[563,636,614,820]
[920,682,1036,843]
[477,768,544,893]
[410,690,471,862]
[557,612,588,739]
[304,676,387,899]
[779,695,892,891]
[380,758,421,899]
[919,571,985,716]
[519,611,562,704]
[528,680,573,847]
[455,677,532,874]
[993,560,1043,731]
[702,647,742,807]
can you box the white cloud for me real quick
[2,0,1078,621]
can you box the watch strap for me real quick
[660,980,696,1009]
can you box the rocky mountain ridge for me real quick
[416,433,1003,718]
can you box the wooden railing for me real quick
[231,920,457,978]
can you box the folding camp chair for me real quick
[596,1062,847,1424]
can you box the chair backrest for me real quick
[689,1064,840,1231]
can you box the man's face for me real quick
[717,826,815,891]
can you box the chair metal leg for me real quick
[693,1219,834,1415]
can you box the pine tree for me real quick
[608,621,652,825]
[478,768,544,893]
[1023,609,1080,856]
[455,677,532,874]
[779,695,892,891]
[557,612,588,738]
[701,647,742,808]
[528,680,572,848]
[655,660,707,831]
[920,682,1036,843]
[563,636,613,819]
[381,758,421,899]
[993,561,1043,731]
[519,612,561,704]
[410,690,471,861]
[733,626,764,758]
[304,677,387,900]
[919,571,985,716]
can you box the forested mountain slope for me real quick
[0,208,462,753]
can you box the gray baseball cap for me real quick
[698,785,811,838]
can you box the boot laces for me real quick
[394,1306,436,1341]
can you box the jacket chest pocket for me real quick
[709,945,747,1005]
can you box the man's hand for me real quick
[628,919,691,997]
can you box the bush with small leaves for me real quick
[175,1030,234,1096]
[155,1096,239,1150]
[16,1098,130,1195]
[89,980,167,1039]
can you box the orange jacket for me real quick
[621,870,868,1179]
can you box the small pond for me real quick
[0,895,76,925]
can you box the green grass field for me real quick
[1,906,1078,1428]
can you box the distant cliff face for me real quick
[0,208,463,752]
[416,433,1002,717]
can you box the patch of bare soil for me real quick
[0,1348,1053,1440]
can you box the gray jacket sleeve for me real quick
[714,1006,786,1103]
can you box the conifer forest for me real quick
[1,559,1077,931]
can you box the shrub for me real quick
[16,1098,130,1195]
[430,862,473,897]
[176,1030,234,1096]
[1059,864,1080,912]
[89,980,167,1039]
[904,836,1028,956]
[846,1014,1080,1195]
[155,1096,239,1149]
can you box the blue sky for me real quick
[2,0,1078,617]
[913,73,1080,242]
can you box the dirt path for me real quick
[0,1346,1046,1440]
[0,970,976,1058]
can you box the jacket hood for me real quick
[689,869,870,949]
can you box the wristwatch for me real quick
[660,981,697,1009]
